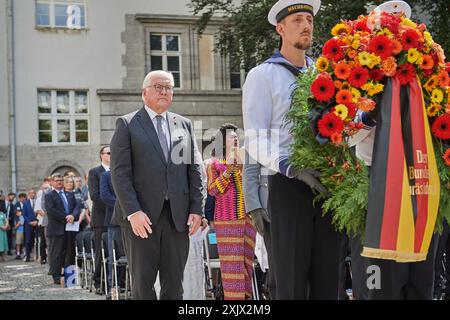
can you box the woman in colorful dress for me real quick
[207,123,256,300]
[0,209,9,262]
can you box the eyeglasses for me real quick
[148,84,174,93]
[102,152,111,155]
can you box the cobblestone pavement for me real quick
[0,255,103,300]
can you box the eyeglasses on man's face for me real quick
[102,152,111,155]
[148,84,174,93]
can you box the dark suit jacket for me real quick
[23,200,37,226]
[100,171,117,227]
[88,165,106,228]
[110,106,204,232]
[45,190,80,237]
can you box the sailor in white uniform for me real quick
[242,0,342,299]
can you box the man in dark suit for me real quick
[45,173,80,285]
[110,70,205,300]
[88,145,109,293]
[23,190,38,262]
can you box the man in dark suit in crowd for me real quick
[88,145,110,294]
[4,193,16,255]
[110,70,204,300]
[45,173,80,285]
[23,190,38,262]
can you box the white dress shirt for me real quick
[144,105,171,151]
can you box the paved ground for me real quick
[0,255,103,300]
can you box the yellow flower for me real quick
[424,76,438,92]
[368,83,384,96]
[362,82,384,96]
[358,52,380,69]
[415,54,423,66]
[424,31,433,46]
[431,89,444,103]
[316,57,329,72]
[331,23,349,36]
[367,54,381,69]
[351,39,360,49]
[351,87,361,103]
[402,18,417,28]
[407,48,420,63]
[427,103,442,117]
[378,28,393,38]
[334,104,349,120]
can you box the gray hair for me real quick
[142,70,175,89]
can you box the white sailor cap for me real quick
[268,0,321,26]
[374,0,412,18]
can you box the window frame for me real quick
[149,33,182,89]
[37,89,90,146]
[35,0,88,30]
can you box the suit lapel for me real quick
[136,107,167,166]
[167,112,178,165]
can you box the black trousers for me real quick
[349,235,369,300]
[122,201,189,300]
[48,233,69,281]
[363,234,439,300]
[25,226,36,259]
[268,173,342,299]
[7,218,13,254]
[93,226,107,288]
[38,226,47,261]
[433,221,450,296]
[262,219,276,300]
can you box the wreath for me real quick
[286,11,450,237]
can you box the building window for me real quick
[149,34,181,88]
[38,89,89,145]
[230,55,253,89]
[36,0,87,29]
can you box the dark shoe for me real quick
[15,255,21,260]
[105,293,112,300]
[7,251,12,256]
[40,260,47,265]
[24,257,31,262]
[53,278,61,285]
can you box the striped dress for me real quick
[207,158,256,300]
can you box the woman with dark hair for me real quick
[206,123,256,300]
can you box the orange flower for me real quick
[391,39,403,55]
[336,89,353,105]
[381,56,397,77]
[330,132,343,145]
[357,97,376,112]
[420,54,434,70]
[444,148,450,166]
[333,61,351,80]
[334,80,343,90]
[348,50,357,59]
[438,69,450,87]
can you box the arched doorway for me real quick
[51,166,81,177]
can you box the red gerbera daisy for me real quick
[318,112,344,137]
[369,68,385,82]
[336,89,353,105]
[368,35,393,59]
[322,38,345,62]
[311,74,335,102]
[354,18,370,33]
[396,63,416,85]
[348,66,370,88]
[444,148,450,166]
[401,29,420,50]
[431,114,450,140]
[333,61,351,80]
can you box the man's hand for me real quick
[36,210,45,217]
[30,221,38,227]
[187,214,202,236]
[249,208,270,236]
[65,215,75,224]
[291,168,328,194]
[129,211,152,239]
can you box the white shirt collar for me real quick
[101,163,110,172]
[144,105,168,121]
